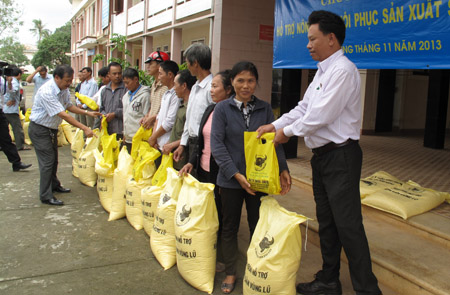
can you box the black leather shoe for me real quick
[12,162,32,172]
[296,277,342,295]
[41,197,64,206]
[53,186,71,193]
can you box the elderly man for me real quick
[28,65,100,206]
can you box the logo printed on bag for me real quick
[256,233,274,258]
[158,193,171,207]
[254,154,268,171]
[176,204,192,226]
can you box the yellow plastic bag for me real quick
[94,149,114,212]
[24,108,31,122]
[71,128,85,178]
[244,131,281,195]
[57,125,69,147]
[100,133,119,173]
[78,129,100,187]
[109,146,134,221]
[141,185,164,236]
[23,121,32,145]
[152,153,173,187]
[131,126,153,160]
[244,196,309,295]
[125,177,152,230]
[175,173,218,294]
[75,92,99,111]
[360,171,403,199]
[361,180,447,219]
[133,142,160,181]
[151,168,183,270]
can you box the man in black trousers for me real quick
[0,74,31,171]
[257,10,381,295]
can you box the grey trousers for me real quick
[28,121,61,201]
[79,107,94,128]
[5,113,25,150]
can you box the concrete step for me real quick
[278,180,450,295]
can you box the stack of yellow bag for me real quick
[70,128,85,178]
[243,196,309,295]
[61,120,77,144]
[125,128,160,230]
[174,173,218,294]
[95,119,120,213]
[151,168,183,270]
[78,129,100,187]
[109,146,134,221]
[140,153,173,236]
[23,108,32,145]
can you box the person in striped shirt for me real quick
[28,65,101,206]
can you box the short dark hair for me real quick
[81,66,92,73]
[230,61,258,83]
[98,66,109,77]
[39,66,48,72]
[108,62,122,72]
[308,10,346,46]
[184,43,211,70]
[176,69,196,91]
[11,67,22,77]
[123,67,139,79]
[159,60,179,77]
[215,69,235,97]
[53,65,74,79]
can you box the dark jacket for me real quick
[100,81,126,135]
[211,96,288,189]
[189,104,219,182]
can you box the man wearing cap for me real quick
[140,51,169,129]
[77,67,98,128]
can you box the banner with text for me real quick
[274,0,450,69]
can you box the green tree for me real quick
[0,36,29,67]
[0,0,23,39]
[31,23,71,70]
[30,19,51,44]
[93,33,153,86]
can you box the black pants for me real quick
[28,121,61,202]
[311,142,381,295]
[220,187,263,276]
[0,110,21,167]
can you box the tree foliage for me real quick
[30,19,51,44]
[31,23,71,70]
[0,0,23,38]
[93,33,153,86]
[0,36,29,67]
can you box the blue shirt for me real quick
[32,73,53,99]
[3,77,20,114]
[30,79,73,129]
[77,77,99,108]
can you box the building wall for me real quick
[212,0,275,102]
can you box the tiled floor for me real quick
[289,133,450,193]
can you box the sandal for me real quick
[221,277,236,294]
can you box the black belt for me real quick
[312,139,358,156]
[188,136,198,144]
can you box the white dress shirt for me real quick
[29,79,72,129]
[272,49,361,149]
[155,88,180,148]
[180,74,213,145]
[77,77,99,108]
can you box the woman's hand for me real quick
[234,173,256,196]
[280,170,291,195]
[178,163,193,176]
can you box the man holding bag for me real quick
[257,10,381,295]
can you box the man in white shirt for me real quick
[258,10,381,295]
[26,66,53,100]
[77,67,98,128]
[0,73,32,171]
[173,43,213,172]
[148,60,180,167]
